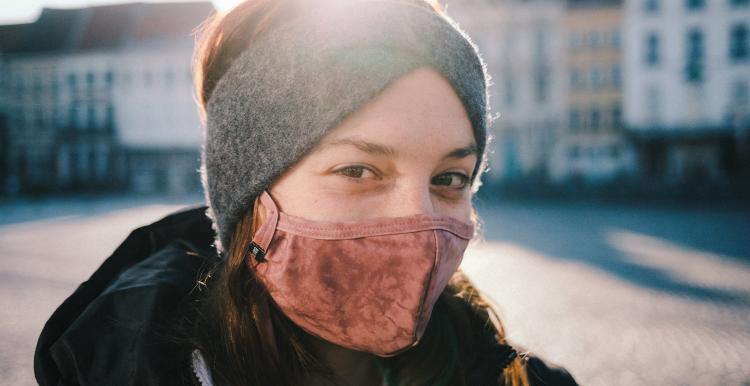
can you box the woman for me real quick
[35,0,579,385]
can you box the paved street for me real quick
[466,197,750,386]
[0,193,204,386]
[1,193,749,385]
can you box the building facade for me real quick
[0,2,214,195]
[2,0,747,196]
[449,0,749,192]
[623,0,750,185]
[447,0,566,185]
[550,0,637,184]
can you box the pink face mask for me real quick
[246,190,475,357]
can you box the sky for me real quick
[0,0,241,25]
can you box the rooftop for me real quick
[0,1,215,55]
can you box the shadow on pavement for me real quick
[475,197,750,306]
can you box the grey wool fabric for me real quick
[200,0,495,258]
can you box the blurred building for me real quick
[447,0,565,184]
[2,0,747,197]
[623,0,750,185]
[549,0,637,184]
[448,0,749,193]
[0,2,214,195]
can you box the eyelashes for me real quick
[432,172,470,189]
[334,165,376,180]
[333,165,471,190]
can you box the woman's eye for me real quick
[432,172,469,189]
[334,165,377,179]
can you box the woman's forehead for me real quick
[315,66,476,156]
[314,134,478,162]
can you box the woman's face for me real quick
[268,65,477,224]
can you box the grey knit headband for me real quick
[200,0,493,258]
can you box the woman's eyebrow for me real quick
[318,137,477,160]
[443,143,477,160]
[320,138,397,157]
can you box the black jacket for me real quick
[34,204,579,386]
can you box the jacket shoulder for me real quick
[520,350,579,386]
[34,204,219,386]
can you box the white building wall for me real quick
[624,0,750,131]
[113,42,202,150]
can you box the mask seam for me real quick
[280,213,465,228]
[259,190,473,239]
[413,228,441,344]
[276,224,472,240]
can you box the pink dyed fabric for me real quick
[247,190,474,356]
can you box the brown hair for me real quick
[189,1,531,385]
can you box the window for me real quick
[105,104,115,131]
[86,72,95,87]
[50,75,59,95]
[611,29,621,49]
[611,103,622,128]
[14,107,25,128]
[644,0,660,12]
[51,106,59,125]
[534,65,549,103]
[69,104,79,128]
[14,78,23,99]
[646,33,660,66]
[569,109,582,131]
[685,0,705,10]
[590,30,601,49]
[533,30,548,103]
[685,28,705,82]
[570,69,582,89]
[57,145,70,181]
[568,145,580,159]
[591,68,602,89]
[535,29,547,59]
[612,65,622,88]
[95,142,110,178]
[569,32,581,50]
[105,70,114,86]
[730,24,749,62]
[32,75,42,101]
[87,105,96,129]
[32,74,42,93]
[591,107,601,130]
[33,107,43,127]
[67,73,77,89]
[730,0,749,6]
[88,146,96,179]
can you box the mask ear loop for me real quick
[249,190,280,263]
[246,190,282,366]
